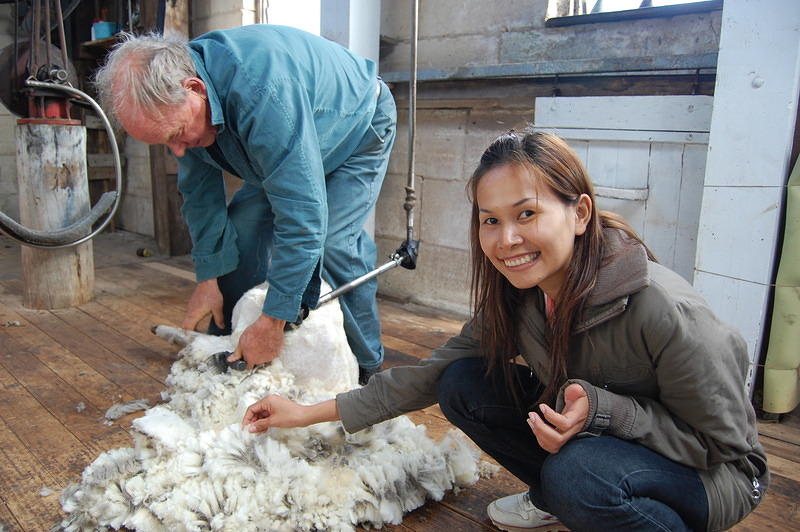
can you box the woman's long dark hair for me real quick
[468,129,654,406]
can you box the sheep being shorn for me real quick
[57,283,486,532]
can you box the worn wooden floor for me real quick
[0,233,798,531]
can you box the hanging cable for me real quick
[405,0,419,246]
[0,80,123,248]
[305,0,422,311]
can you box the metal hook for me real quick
[552,74,562,97]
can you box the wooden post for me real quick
[143,0,193,257]
[16,122,94,309]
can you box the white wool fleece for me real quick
[57,282,485,532]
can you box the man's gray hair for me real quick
[93,32,197,126]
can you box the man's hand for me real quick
[182,279,225,331]
[527,383,589,454]
[227,313,286,368]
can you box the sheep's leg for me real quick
[151,325,202,347]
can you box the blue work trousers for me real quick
[211,80,397,371]
[437,358,709,532]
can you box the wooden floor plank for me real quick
[0,414,62,532]
[0,305,133,408]
[0,364,95,487]
[93,262,196,326]
[0,502,25,532]
[763,453,800,484]
[2,274,186,334]
[380,303,463,350]
[397,499,495,531]
[380,300,467,332]
[140,260,196,282]
[14,307,165,401]
[379,319,452,351]
[79,299,184,357]
[383,334,434,359]
[384,346,425,369]
[0,324,130,453]
[94,277,186,327]
[758,417,800,445]
[0,249,798,532]
[758,433,800,464]
[735,487,800,530]
[765,471,800,502]
[101,263,195,303]
[440,467,527,530]
[52,306,175,382]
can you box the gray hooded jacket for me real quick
[336,230,768,531]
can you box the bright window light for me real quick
[547,0,717,20]
[266,0,321,36]
[649,0,708,6]
[589,0,709,12]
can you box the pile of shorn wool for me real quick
[56,283,487,532]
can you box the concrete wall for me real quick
[374,0,722,316]
[115,137,155,236]
[380,0,720,73]
[0,5,18,222]
[194,0,258,35]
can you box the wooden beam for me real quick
[149,144,191,256]
[143,0,194,257]
[16,123,94,309]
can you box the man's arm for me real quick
[226,78,328,366]
[176,156,239,331]
[177,156,240,283]
[234,77,328,324]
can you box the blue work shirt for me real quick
[176,24,379,322]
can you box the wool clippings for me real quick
[104,399,150,421]
[56,283,483,531]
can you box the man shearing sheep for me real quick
[95,24,397,384]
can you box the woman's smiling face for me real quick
[476,162,590,300]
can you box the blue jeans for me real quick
[211,81,396,371]
[437,358,709,532]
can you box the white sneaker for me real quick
[487,492,563,532]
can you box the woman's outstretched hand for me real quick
[527,383,589,453]
[242,395,339,433]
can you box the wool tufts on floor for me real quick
[55,283,484,532]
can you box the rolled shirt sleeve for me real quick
[177,157,240,282]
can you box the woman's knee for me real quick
[437,358,484,419]
[540,438,606,507]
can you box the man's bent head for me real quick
[93,32,217,155]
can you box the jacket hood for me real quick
[586,228,650,308]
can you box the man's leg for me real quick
[540,436,709,531]
[323,82,396,374]
[208,182,273,336]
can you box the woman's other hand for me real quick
[527,383,589,453]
